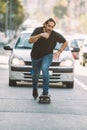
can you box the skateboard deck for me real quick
[39,95,51,103]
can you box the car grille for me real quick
[25,61,60,66]
[11,60,73,83]
[25,61,32,65]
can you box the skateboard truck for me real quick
[39,95,51,103]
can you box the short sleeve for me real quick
[31,27,42,36]
[55,32,66,43]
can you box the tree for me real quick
[53,0,67,19]
[53,5,67,19]
[0,0,24,32]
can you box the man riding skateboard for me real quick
[29,18,68,99]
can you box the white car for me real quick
[4,31,74,88]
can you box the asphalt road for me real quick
[0,52,87,130]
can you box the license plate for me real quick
[40,70,53,75]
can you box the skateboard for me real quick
[39,95,51,103]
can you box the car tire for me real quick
[64,82,74,88]
[9,79,17,86]
[83,62,85,66]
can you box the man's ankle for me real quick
[32,89,38,99]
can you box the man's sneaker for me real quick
[32,89,38,99]
[42,92,48,96]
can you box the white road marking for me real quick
[75,78,87,90]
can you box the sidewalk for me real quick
[0,55,9,69]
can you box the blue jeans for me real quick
[31,53,53,94]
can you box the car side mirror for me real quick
[4,45,12,50]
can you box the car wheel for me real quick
[64,82,74,88]
[83,62,85,66]
[9,79,17,86]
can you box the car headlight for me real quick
[70,47,73,51]
[11,57,25,65]
[60,59,73,66]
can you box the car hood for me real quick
[13,49,32,61]
[12,49,73,62]
[53,50,73,62]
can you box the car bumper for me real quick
[9,65,74,84]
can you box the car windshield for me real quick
[15,32,69,51]
[70,40,79,48]
[55,42,69,51]
[15,33,33,49]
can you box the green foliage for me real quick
[0,0,6,13]
[0,0,24,31]
[53,5,67,19]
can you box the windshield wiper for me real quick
[16,46,32,49]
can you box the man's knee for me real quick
[42,65,48,72]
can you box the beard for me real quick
[43,27,52,34]
[45,29,52,34]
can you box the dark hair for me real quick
[43,18,56,26]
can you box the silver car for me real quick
[4,31,74,88]
[79,39,87,66]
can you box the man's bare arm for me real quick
[28,34,41,44]
[53,41,68,59]
[28,32,49,44]
[58,41,68,53]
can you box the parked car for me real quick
[79,39,87,66]
[69,39,80,59]
[4,31,74,88]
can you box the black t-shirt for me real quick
[31,27,66,59]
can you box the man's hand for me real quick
[53,41,68,59]
[53,51,61,60]
[40,32,49,39]
[29,32,49,43]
